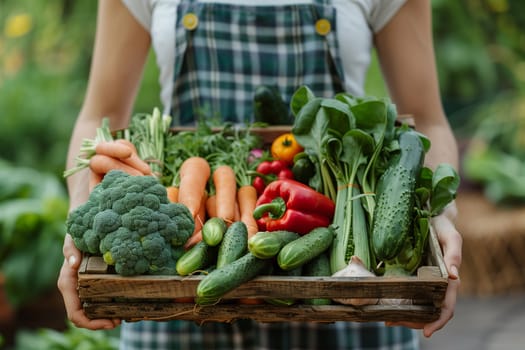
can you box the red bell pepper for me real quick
[252,179,335,235]
[252,159,294,196]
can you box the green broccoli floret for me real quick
[101,228,149,276]
[66,201,100,254]
[65,169,195,276]
[158,202,194,246]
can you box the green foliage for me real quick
[432,0,525,116]
[461,92,525,204]
[0,160,68,307]
[13,321,119,350]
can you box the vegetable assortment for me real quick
[64,85,460,306]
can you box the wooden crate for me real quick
[78,227,447,324]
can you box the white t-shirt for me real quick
[122,0,406,115]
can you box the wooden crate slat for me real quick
[79,273,446,301]
[83,301,439,324]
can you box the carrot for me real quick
[238,298,265,305]
[177,157,211,218]
[237,185,259,239]
[122,153,152,176]
[89,154,143,176]
[89,170,104,192]
[95,141,133,159]
[234,200,241,223]
[113,139,152,175]
[212,164,237,224]
[193,191,208,235]
[183,230,202,250]
[166,186,179,203]
[182,191,208,250]
[205,194,217,218]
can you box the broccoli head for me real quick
[66,200,100,254]
[65,170,195,276]
[101,229,185,276]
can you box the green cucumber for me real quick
[248,230,300,259]
[253,85,291,125]
[202,217,227,247]
[196,252,272,305]
[371,130,425,261]
[175,241,216,276]
[277,226,335,271]
[216,221,248,268]
[303,252,331,305]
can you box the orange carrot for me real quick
[115,138,139,153]
[166,186,179,203]
[177,157,211,218]
[237,185,259,239]
[89,171,104,192]
[238,298,265,305]
[89,154,143,176]
[234,200,241,223]
[113,139,152,175]
[122,153,152,176]
[108,139,153,175]
[95,141,133,159]
[205,194,217,218]
[193,191,208,235]
[212,164,237,224]
[183,230,202,250]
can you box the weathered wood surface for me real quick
[83,301,440,323]
[79,270,446,301]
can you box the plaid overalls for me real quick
[170,0,345,125]
[121,0,419,348]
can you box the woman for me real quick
[58,0,462,349]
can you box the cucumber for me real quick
[277,226,335,271]
[371,130,425,261]
[196,252,272,305]
[303,252,332,305]
[202,217,227,247]
[248,230,300,259]
[216,221,248,268]
[253,85,291,125]
[175,241,217,276]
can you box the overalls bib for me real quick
[171,0,345,125]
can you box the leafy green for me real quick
[13,322,119,350]
[290,87,398,273]
[0,162,68,307]
[289,86,460,276]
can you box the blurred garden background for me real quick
[1,0,525,348]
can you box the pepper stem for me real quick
[252,197,287,220]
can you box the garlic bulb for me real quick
[331,256,379,306]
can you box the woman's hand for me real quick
[57,234,121,330]
[386,203,462,337]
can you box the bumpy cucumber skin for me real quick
[196,252,271,305]
[216,221,248,269]
[277,226,335,271]
[371,130,424,261]
[248,230,300,259]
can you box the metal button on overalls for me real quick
[315,18,331,36]
[182,13,199,30]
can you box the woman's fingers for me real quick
[58,234,121,330]
[386,204,463,337]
